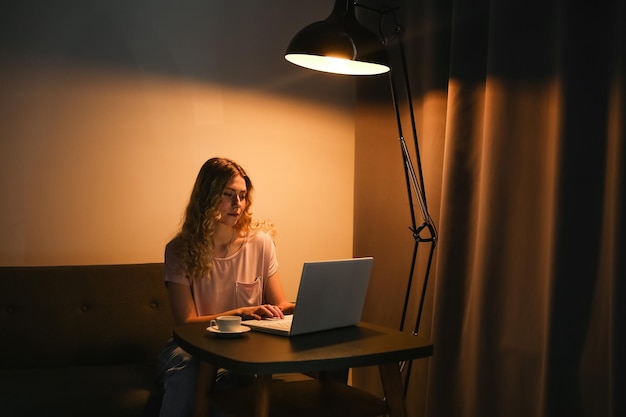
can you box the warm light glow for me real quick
[285,54,390,76]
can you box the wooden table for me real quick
[173,321,433,417]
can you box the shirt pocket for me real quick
[235,277,262,307]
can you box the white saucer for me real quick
[206,325,251,335]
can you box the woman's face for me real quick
[217,175,247,226]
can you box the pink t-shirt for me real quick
[164,231,278,316]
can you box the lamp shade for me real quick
[285,0,389,75]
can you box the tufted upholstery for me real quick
[0,263,173,417]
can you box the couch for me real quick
[0,263,173,417]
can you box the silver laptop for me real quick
[243,257,374,336]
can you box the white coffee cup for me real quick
[210,315,241,332]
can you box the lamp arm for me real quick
[400,137,435,236]
[384,20,438,244]
[355,0,437,241]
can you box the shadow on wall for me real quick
[0,0,351,106]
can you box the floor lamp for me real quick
[285,0,438,396]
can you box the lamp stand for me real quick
[365,4,438,398]
[285,0,439,400]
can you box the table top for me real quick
[173,321,433,375]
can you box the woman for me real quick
[157,157,295,417]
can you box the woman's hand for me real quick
[239,304,285,320]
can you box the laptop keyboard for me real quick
[268,319,291,330]
[253,316,293,331]
[244,315,294,334]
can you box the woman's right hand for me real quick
[239,304,285,320]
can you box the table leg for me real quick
[379,362,407,417]
[254,374,272,417]
[193,362,218,417]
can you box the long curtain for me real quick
[394,0,626,416]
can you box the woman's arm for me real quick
[264,272,296,315]
[167,281,289,326]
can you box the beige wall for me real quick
[0,0,353,300]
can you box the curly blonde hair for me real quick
[175,158,254,279]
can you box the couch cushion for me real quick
[0,363,157,417]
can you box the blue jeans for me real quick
[157,339,199,417]
[156,339,255,417]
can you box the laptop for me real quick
[243,257,374,336]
